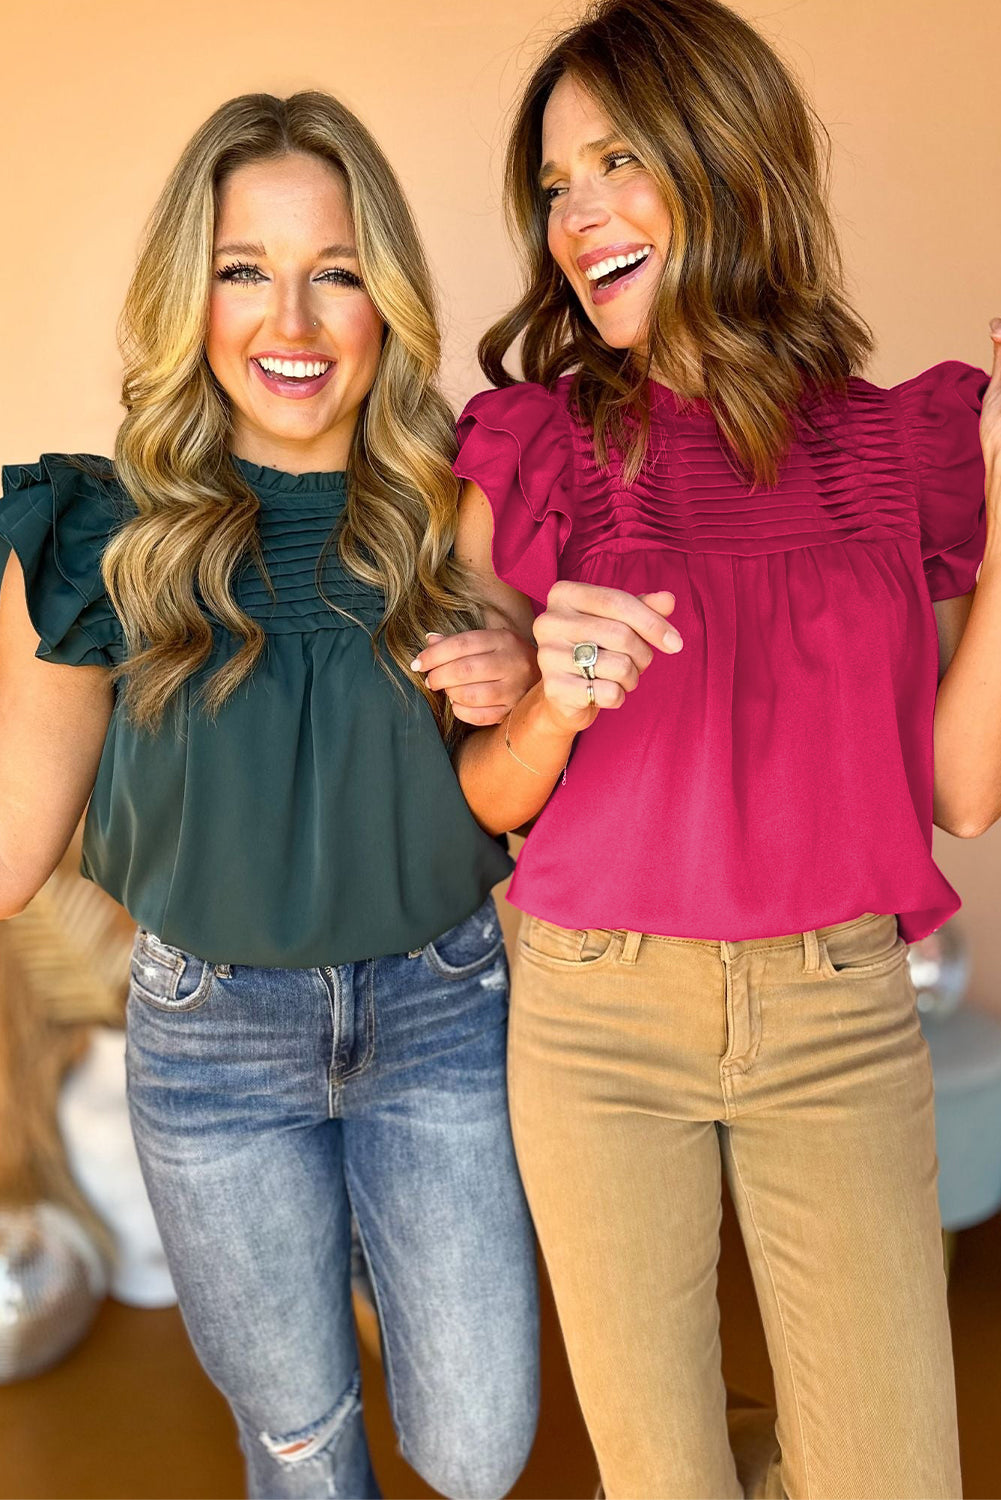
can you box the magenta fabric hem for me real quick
[503,875,959,948]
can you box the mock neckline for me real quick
[646,380,713,418]
[231,456,348,495]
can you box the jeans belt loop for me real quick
[620,930,643,965]
[802,929,822,974]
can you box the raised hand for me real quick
[533,581,683,735]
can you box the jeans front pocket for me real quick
[130,930,214,1013]
[422,897,505,981]
[517,916,618,971]
[818,913,910,982]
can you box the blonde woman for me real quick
[0,93,539,1500]
[429,0,1001,1494]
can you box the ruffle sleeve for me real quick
[453,383,575,609]
[0,454,126,666]
[895,360,989,601]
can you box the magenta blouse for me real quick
[454,362,988,943]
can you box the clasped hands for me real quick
[412,582,683,732]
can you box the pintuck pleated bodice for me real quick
[454,363,988,944]
[563,383,924,563]
[229,464,383,635]
[0,454,511,966]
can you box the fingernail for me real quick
[426,632,443,641]
[663,632,683,654]
[991,317,1001,337]
[410,657,422,671]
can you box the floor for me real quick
[2,1187,999,1500]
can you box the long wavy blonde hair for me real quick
[480,0,873,487]
[104,91,479,737]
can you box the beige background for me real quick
[3,0,1000,1008]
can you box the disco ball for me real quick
[0,1202,106,1382]
[907,919,971,1020]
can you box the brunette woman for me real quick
[421,2,1001,1494]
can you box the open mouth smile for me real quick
[580,244,654,307]
[251,354,337,400]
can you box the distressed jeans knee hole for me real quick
[258,1373,362,1467]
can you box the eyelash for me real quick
[543,151,638,204]
[214,262,364,289]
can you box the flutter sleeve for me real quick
[895,360,989,601]
[453,383,575,610]
[0,454,125,666]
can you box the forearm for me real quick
[454,681,578,835]
[0,563,112,917]
[933,499,1001,836]
[0,847,27,921]
[0,777,84,921]
[0,784,56,919]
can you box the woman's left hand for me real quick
[982,318,1001,494]
[412,629,541,725]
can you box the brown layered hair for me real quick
[480,0,873,486]
[104,91,479,738]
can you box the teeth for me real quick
[584,245,652,281]
[256,357,332,378]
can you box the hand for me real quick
[983,318,1001,491]
[533,581,683,735]
[412,628,541,726]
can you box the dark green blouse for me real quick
[0,454,512,966]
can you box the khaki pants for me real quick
[508,912,961,1500]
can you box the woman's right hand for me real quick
[533,581,682,735]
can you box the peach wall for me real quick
[3,0,1000,1006]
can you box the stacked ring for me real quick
[572,641,599,679]
[573,642,599,710]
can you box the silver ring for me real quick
[586,679,596,708]
[572,641,599,680]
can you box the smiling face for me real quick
[540,73,673,354]
[206,152,384,473]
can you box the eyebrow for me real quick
[213,241,358,259]
[538,134,622,185]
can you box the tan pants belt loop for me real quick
[802,929,821,973]
[620,930,643,965]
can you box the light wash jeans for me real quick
[125,896,539,1500]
